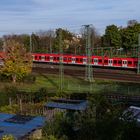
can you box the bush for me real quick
[1,135,15,140]
[0,74,11,82]
[4,86,18,97]
[0,105,19,114]
[34,88,48,103]
[20,74,36,83]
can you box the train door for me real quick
[41,56,45,61]
[72,57,76,64]
[59,56,63,63]
[83,58,87,64]
[94,58,98,65]
[50,56,53,62]
[122,60,127,67]
[108,59,113,66]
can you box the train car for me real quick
[92,56,103,66]
[66,55,87,65]
[23,53,139,69]
[33,53,59,63]
[0,52,138,69]
[121,57,137,68]
[32,53,138,69]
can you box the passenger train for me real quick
[33,53,138,69]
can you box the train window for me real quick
[68,58,71,61]
[80,59,83,62]
[104,60,108,63]
[99,59,102,63]
[83,58,87,62]
[57,57,59,60]
[128,61,132,65]
[63,57,67,61]
[35,56,38,59]
[39,56,41,60]
[118,60,122,64]
[134,61,137,65]
[54,57,56,60]
[76,58,79,61]
[46,56,49,60]
[114,60,117,64]
[72,58,75,61]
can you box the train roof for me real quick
[32,53,138,59]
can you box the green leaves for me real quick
[121,23,140,50]
[102,24,121,48]
[102,21,140,51]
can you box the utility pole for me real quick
[2,37,6,52]
[49,32,52,53]
[59,29,64,93]
[30,33,32,53]
[137,33,140,74]
[84,25,93,82]
[83,25,94,93]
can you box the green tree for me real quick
[0,40,32,83]
[53,28,74,53]
[121,23,140,50]
[102,25,121,48]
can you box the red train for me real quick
[33,53,138,69]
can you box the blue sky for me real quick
[0,0,140,35]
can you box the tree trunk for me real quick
[9,97,12,107]
[12,74,16,83]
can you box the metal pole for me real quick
[84,25,93,82]
[30,33,32,53]
[137,34,140,74]
[2,38,6,52]
[59,29,64,93]
[50,33,52,53]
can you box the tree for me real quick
[121,23,140,50]
[22,34,30,52]
[53,28,75,53]
[0,40,32,83]
[102,25,121,48]
[1,135,14,140]
[127,19,138,27]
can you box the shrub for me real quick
[0,74,11,82]
[1,135,15,140]
[34,88,48,103]
[20,74,36,83]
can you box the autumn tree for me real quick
[0,40,32,83]
[1,135,14,140]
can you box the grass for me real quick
[0,74,140,95]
